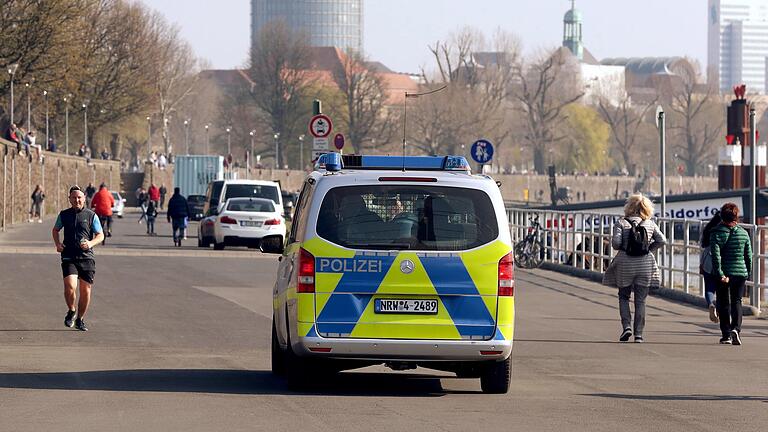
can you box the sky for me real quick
[141,0,707,74]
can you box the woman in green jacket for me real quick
[709,203,752,345]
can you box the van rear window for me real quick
[224,184,279,203]
[316,185,498,251]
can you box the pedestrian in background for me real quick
[51,186,104,332]
[603,193,667,343]
[145,200,158,236]
[85,183,97,208]
[159,184,167,210]
[29,185,45,223]
[699,212,722,324]
[166,187,189,247]
[91,183,115,239]
[148,183,160,207]
[137,187,148,224]
[710,202,752,345]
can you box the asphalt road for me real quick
[0,209,767,432]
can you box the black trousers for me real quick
[715,275,746,337]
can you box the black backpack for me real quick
[624,218,650,256]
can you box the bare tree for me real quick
[409,27,518,155]
[511,48,583,174]
[597,95,656,175]
[145,11,200,156]
[665,61,724,175]
[333,49,393,154]
[248,21,311,168]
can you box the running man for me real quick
[52,186,105,331]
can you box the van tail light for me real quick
[264,218,281,226]
[498,252,515,296]
[219,215,237,224]
[297,248,315,293]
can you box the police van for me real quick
[271,154,515,393]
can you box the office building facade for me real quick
[251,0,363,53]
[708,0,768,93]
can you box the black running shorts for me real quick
[61,259,96,284]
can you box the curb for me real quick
[539,262,762,317]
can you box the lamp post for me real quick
[63,94,71,154]
[298,134,305,170]
[248,130,255,177]
[43,90,49,148]
[7,63,18,124]
[82,100,89,151]
[226,127,231,155]
[25,82,31,130]
[183,119,190,154]
[204,124,209,155]
[146,116,151,160]
[273,132,280,169]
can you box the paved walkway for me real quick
[0,210,766,431]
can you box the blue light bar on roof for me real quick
[314,154,471,172]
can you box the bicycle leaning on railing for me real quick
[514,216,544,269]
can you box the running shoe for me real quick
[619,328,632,342]
[75,318,88,332]
[64,310,76,328]
[730,329,742,345]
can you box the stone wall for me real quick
[1,139,121,230]
[243,168,719,202]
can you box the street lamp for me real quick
[248,130,255,177]
[7,63,18,124]
[226,126,231,155]
[204,124,210,155]
[273,132,280,169]
[82,100,89,151]
[183,119,190,154]
[43,90,49,149]
[298,134,305,170]
[24,82,31,130]
[146,116,151,160]
[63,94,72,154]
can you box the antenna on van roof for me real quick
[402,85,448,172]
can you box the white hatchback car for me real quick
[212,197,286,251]
[111,192,125,218]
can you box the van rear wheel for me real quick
[480,356,512,394]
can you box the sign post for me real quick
[309,114,333,162]
[470,139,494,173]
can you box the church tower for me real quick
[563,0,583,60]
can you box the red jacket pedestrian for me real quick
[91,186,115,217]
[148,184,160,203]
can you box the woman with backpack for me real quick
[699,212,723,324]
[709,202,752,345]
[603,193,667,343]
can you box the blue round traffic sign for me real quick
[470,139,494,164]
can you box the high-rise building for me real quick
[708,0,768,93]
[251,0,363,53]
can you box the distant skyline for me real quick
[142,0,707,74]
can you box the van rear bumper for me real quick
[293,335,512,361]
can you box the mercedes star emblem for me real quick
[400,259,414,274]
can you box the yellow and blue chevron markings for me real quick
[300,238,513,341]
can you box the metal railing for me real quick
[507,208,766,312]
